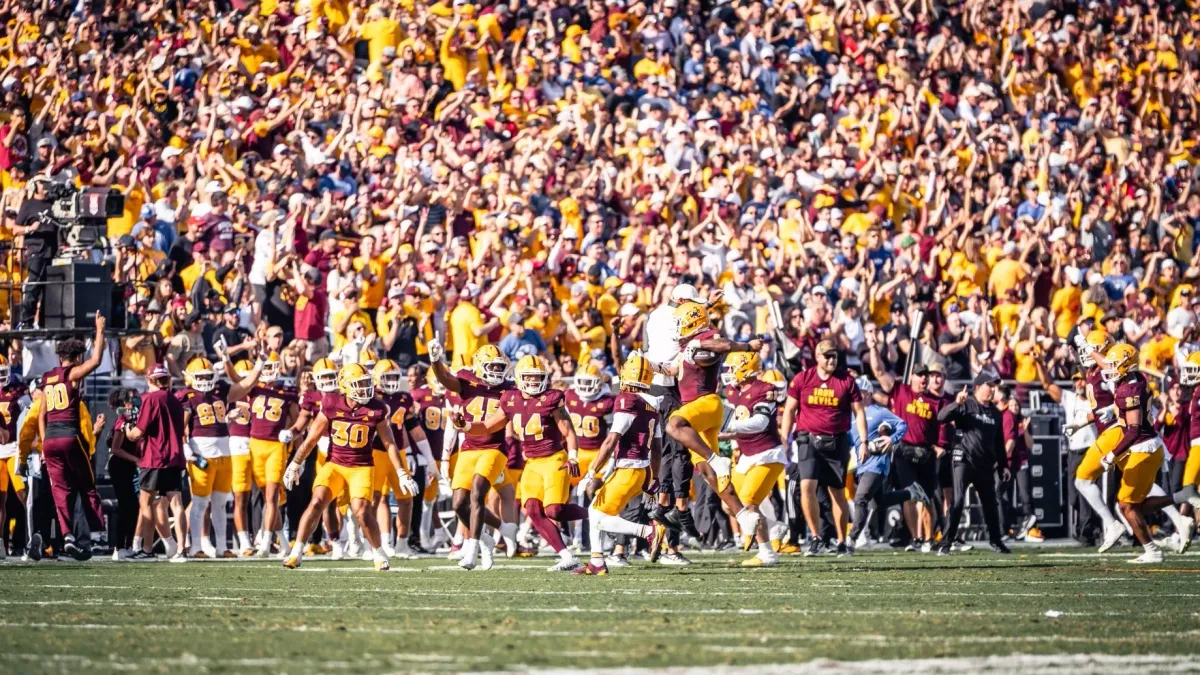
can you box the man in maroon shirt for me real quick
[123,364,187,560]
[780,339,868,557]
[290,265,330,361]
[868,349,948,552]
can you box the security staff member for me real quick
[12,175,57,329]
[935,371,1010,555]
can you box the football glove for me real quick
[1095,406,1117,425]
[397,473,419,497]
[707,454,732,478]
[1100,452,1116,471]
[283,462,302,490]
[278,430,294,444]
[427,339,446,365]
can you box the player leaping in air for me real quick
[280,363,417,571]
[651,301,766,539]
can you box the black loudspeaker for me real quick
[43,261,121,329]
[1027,434,1064,529]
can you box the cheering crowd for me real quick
[3,0,1200,564]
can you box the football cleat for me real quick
[26,533,43,561]
[605,553,631,568]
[1174,517,1195,554]
[169,552,188,563]
[1129,549,1165,564]
[447,544,463,561]
[1098,520,1125,553]
[659,551,691,566]
[573,560,609,576]
[548,556,582,572]
[770,538,783,552]
[950,540,973,552]
[221,551,238,559]
[129,550,157,561]
[374,558,391,572]
[479,533,495,570]
[741,550,779,567]
[192,551,210,559]
[1175,485,1200,511]
[240,548,256,558]
[282,557,301,569]
[1024,527,1045,544]
[305,543,323,557]
[778,542,801,555]
[647,522,666,563]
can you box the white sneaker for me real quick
[734,509,761,539]
[458,544,478,570]
[383,544,398,559]
[854,530,870,550]
[448,545,464,561]
[605,554,631,567]
[500,523,518,559]
[169,552,188,563]
[1175,517,1195,554]
[1129,549,1164,564]
[164,538,179,559]
[659,551,691,566]
[112,548,131,561]
[479,533,495,571]
[361,550,374,562]
[548,555,581,572]
[331,541,345,560]
[1098,520,1124,553]
[201,537,217,559]
[920,541,933,554]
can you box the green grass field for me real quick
[1,547,1199,674]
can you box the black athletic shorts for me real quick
[139,468,184,494]
[894,451,938,496]
[937,454,954,491]
[795,433,849,488]
[660,448,693,499]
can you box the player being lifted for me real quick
[718,351,786,567]
[281,363,417,570]
[427,338,511,570]
[1071,329,1128,552]
[653,301,765,538]
[1097,344,1195,563]
[179,356,263,558]
[575,353,662,576]
[454,355,585,572]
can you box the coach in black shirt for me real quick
[12,175,57,328]
[935,371,1010,555]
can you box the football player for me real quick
[1174,353,1200,516]
[295,359,343,557]
[179,356,263,558]
[456,355,584,571]
[653,302,766,541]
[410,364,452,550]
[373,359,440,558]
[281,363,417,570]
[0,355,28,559]
[1099,344,1195,563]
[1072,329,1131,552]
[226,359,257,557]
[36,314,108,560]
[575,353,662,576]
[718,352,787,567]
[427,339,511,570]
[565,364,614,550]
[246,352,300,557]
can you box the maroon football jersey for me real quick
[1113,373,1156,446]
[324,396,387,467]
[565,390,614,451]
[411,386,446,460]
[501,388,565,459]
[787,367,862,435]
[612,391,658,463]
[1086,367,1117,432]
[375,392,412,452]
[1189,394,1200,443]
[889,383,945,447]
[248,384,299,440]
[228,399,251,438]
[181,381,232,438]
[42,366,82,431]
[457,372,512,452]
[678,329,722,403]
[0,383,28,442]
[725,378,783,457]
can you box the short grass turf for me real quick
[1,548,1199,673]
